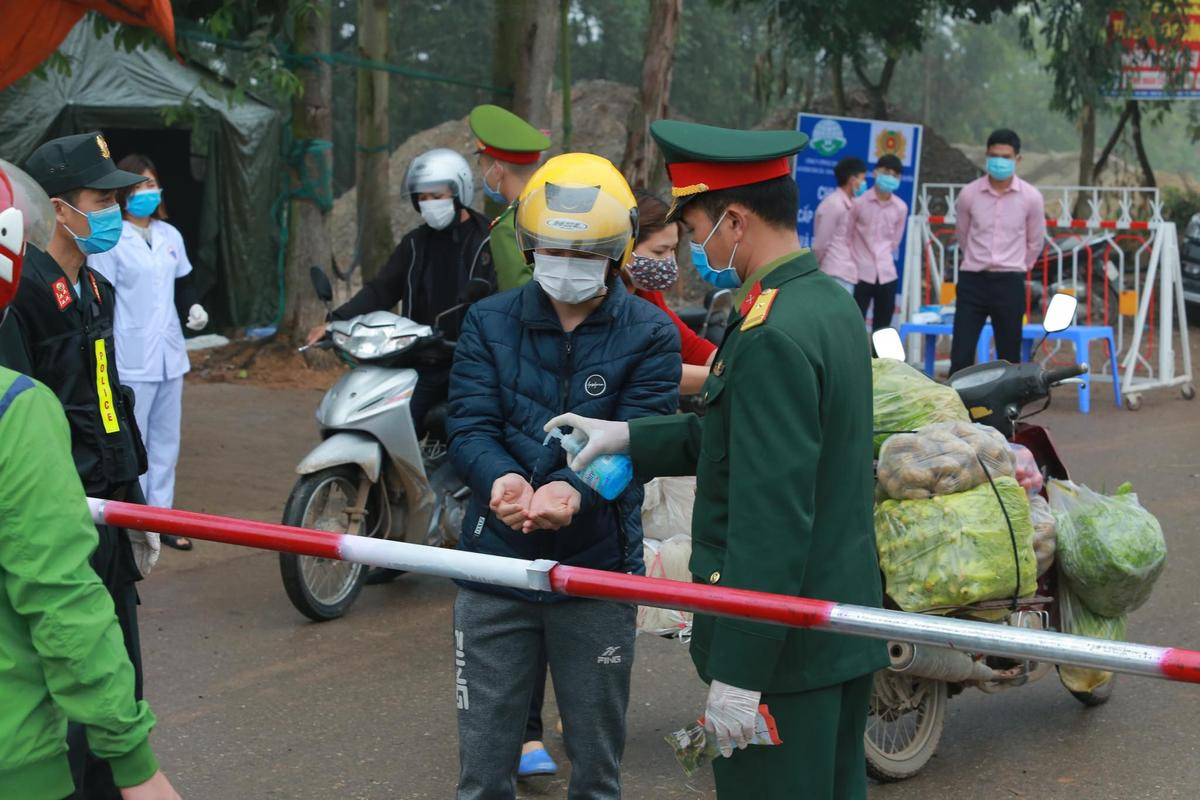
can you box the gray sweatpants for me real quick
[453,586,636,800]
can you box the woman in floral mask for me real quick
[624,191,717,395]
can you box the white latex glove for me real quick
[703,679,761,758]
[542,413,630,471]
[186,303,208,331]
[127,529,161,578]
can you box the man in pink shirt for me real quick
[813,156,867,294]
[950,128,1047,375]
[847,154,907,333]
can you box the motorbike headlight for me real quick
[948,365,1007,391]
[345,329,418,359]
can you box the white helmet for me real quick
[404,148,474,211]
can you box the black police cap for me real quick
[24,132,146,197]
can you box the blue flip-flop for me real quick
[518,747,558,777]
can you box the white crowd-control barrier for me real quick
[901,184,1194,407]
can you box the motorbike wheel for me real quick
[279,466,377,622]
[864,672,948,783]
[1058,667,1116,707]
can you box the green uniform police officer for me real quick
[468,104,550,291]
[547,120,888,800]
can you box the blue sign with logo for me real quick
[795,113,922,284]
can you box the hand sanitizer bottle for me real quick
[543,427,633,501]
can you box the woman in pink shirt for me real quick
[847,154,907,332]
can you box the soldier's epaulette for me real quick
[740,287,779,331]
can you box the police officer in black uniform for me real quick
[0,132,152,800]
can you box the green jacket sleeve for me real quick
[491,206,533,292]
[704,327,822,690]
[0,379,158,788]
[629,413,702,478]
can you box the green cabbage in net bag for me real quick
[1048,480,1166,618]
[1058,581,1125,693]
[875,477,1038,612]
[872,358,969,455]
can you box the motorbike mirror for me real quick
[466,278,491,304]
[707,289,733,313]
[1043,293,1078,333]
[310,267,334,304]
[872,328,906,361]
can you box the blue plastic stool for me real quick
[977,324,1122,413]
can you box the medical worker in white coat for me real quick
[90,154,208,550]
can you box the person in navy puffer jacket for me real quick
[447,154,680,800]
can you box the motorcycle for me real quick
[278,268,489,621]
[864,294,1104,782]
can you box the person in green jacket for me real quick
[546,120,888,800]
[0,160,180,800]
[468,104,550,291]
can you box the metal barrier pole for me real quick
[89,498,1200,686]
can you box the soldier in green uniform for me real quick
[547,120,888,800]
[468,104,550,291]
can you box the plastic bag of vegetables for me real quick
[875,476,1038,612]
[1048,480,1166,618]
[1009,443,1044,497]
[1058,581,1124,693]
[1029,495,1056,578]
[877,421,1014,500]
[872,358,969,455]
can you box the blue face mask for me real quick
[876,174,901,195]
[689,210,741,289]
[126,189,161,218]
[482,163,507,204]
[63,201,123,256]
[854,180,868,197]
[986,156,1016,180]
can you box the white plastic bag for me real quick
[1029,495,1056,578]
[641,476,696,541]
[638,535,694,637]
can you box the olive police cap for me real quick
[469,104,551,165]
[24,132,146,197]
[649,119,808,218]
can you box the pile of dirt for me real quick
[186,340,346,391]
[329,80,639,275]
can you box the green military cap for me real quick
[24,131,146,197]
[469,104,551,165]
[649,119,808,218]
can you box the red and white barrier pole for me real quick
[89,498,1200,686]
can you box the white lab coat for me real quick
[89,219,193,382]
[90,220,194,510]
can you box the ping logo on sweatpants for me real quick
[455,630,469,710]
[472,516,486,538]
[597,646,623,665]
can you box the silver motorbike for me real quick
[279,268,487,621]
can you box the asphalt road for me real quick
[139,376,1199,798]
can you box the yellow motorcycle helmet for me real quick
[515,153,638,267]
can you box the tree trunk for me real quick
[493,3,522,106]
[1073,100,1096,219]
[560,0,572,151]
[620,0,682,187]
[512,0,558,129]
[830,54,846,115]
[356,0,392,282]
[1128,100,1156,188]
[853,56,896,119]
[1093,101,1133,180]
[280,2,333,344]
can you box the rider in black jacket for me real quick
[306,148,495,439]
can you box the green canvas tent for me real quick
[0,23,283,327]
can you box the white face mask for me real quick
[419,198,456,230]
[533,252,608,304]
